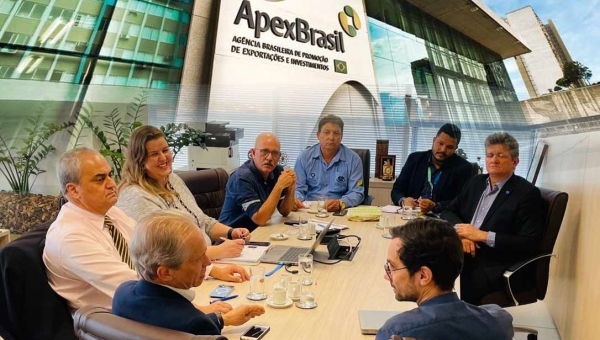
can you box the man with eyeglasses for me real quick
[293,114,364,212]
[219,133,296,231]
[377,219,513,340]
[441,132,543,305]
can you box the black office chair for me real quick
[0,219,76,340]
[177,168,230,219]
[481,187,568,340]
[350,148,374,205]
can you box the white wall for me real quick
[537,130,600,339]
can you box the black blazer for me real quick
[113,280,222,335]
[391,151,472,209]
[442,174,544,272]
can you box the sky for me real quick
[483,0,600,100]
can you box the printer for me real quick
[188,121,244,172]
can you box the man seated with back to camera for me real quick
[219,132,296,231]
[377,218,514,340]
[391,123,472,215]
[441,132,544,305]
[293,114,364,212]
[113,210,265,335]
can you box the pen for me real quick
[210,295,238,304]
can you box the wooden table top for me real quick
[191,211,426,340]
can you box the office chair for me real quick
[481,187,568,340]
[74,306,228,340]
[177,168,230,219]
[0,219,76,340]
[350,148,374,205]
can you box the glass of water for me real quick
[316,196,328,218]
[296,283,317,309]
[297,215,312,240]
[246,266,267,301]
[401,199,414,220]
[380,215,392,239]
[298,253,313,285]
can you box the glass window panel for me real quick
[0,0,16,14]
[368,21,392,61]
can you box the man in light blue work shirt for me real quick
[293,114,364,212]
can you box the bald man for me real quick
[219,133,296,231]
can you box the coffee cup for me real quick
[287,281,301,300]
[270,287,287,305]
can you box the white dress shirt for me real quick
[43,202,138,313]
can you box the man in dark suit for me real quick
[441,132,544,305]
[113,210,265,335]
[391,124,472,214]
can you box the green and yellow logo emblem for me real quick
[338,5,362,37]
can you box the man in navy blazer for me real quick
[391,124,472,214]
[442,132,544,305]
[113,210,265,335]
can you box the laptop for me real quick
[358,310,400,335]
[259,219,334,264]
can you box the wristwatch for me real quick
[339,200,346,211]
[227,228,234,240]
[215,312,224,328]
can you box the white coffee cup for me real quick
[279,273,292,288]
[271,287,287,305]
[287,281,301,300]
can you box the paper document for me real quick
[312,220,347,231]
[381,205,401,213]
[217,245,270,263]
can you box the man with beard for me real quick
[376,219,513,340]
[219,133,296,232]
[391,123,472,214]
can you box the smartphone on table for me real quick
[240,325,270,340]
[209,284,234,298]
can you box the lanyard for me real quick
[427,166,442,192]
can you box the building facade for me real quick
[505,6,574,98]
[0,0,533,194]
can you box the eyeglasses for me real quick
[384,262,407,280]
[256,148,281,158]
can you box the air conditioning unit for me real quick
[119,34,130,40]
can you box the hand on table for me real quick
[210,264,250,283]
[325,199,340,212]
[418,197,436,213]
[196,301,232,314]
[231,228,251,241]
[293,198,305,211]
[215,239,245,258]
[223,305,266,326]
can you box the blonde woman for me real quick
[117,125,250,283]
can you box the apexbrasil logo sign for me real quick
[234,0,347,53]
[338,5,361,37]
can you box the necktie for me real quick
[104,216,134,270]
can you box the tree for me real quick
[556,61,593,88]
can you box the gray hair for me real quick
[484,132,519,158]
[130,210,200,281]
[56,147,98,196]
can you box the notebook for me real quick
[358,310,400,335]
[259,219,334,264]
[217,244,270,264]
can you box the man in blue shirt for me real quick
[220,133,296,231]
[293,114,364,212]
[377,218,514,340]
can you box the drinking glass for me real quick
[380,215,392,239]
[316,196,328,218]
[401,199,414,220]
[298,215,312,240]
[296,284,317,309]
[246,266,267,301]
[298,253,313,285]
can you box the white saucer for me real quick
[307,210,318,214]
[267,298,293,308]
[269,233,289,240]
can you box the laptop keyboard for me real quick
[279,247,309,262]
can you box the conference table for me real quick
[190,210,432,340]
